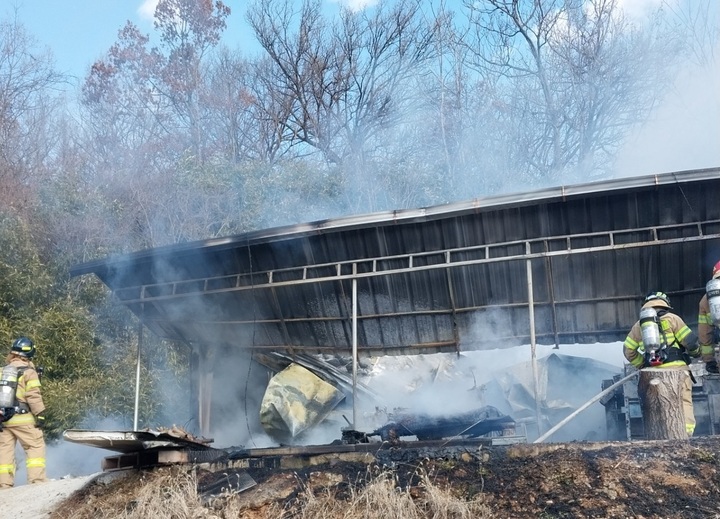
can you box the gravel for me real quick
[0,473,100,517]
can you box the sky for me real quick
[2,0,373,84]
[2,0,261,83]
[613,0,720,176]
[4,1,155,81]
[0,0,672,80]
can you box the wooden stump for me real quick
[638,368,688,440]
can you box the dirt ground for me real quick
[30,435,720,518]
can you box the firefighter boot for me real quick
[706,360,719,374]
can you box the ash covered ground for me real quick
[37,435,720,519]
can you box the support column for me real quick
[133,320,143,431]
[352,264,358,428]
[526,248,543,436]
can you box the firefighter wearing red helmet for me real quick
[0,337,48,488]
[698,260,720,374]
[623,292,700,436]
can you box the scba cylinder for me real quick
[707,278,720,326]
[639,307,661,350]
[0,365,19,409]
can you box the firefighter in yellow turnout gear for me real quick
[0,337,48,488]
[623,292,700,436]
[698,260,720,374]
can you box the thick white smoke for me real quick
[615,43,720,175]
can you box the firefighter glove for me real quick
[706,360,719,374]
[35,414,46,429]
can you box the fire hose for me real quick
[533,370,639,443]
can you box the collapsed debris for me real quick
[337,405,517,445]
[253,351,377,400]
[370,405,516,442]
[197,468,258,502]
[254,352,615,446]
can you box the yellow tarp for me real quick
[260,363,345,440]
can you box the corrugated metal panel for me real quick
[70,168,720,355]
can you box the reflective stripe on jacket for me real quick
[623,312,694,369]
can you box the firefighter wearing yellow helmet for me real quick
[0,337,48,488]
[698,260,720,374]
[623,292,700,436]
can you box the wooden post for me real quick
[638,368,688,440]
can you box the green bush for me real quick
[0,211,164,439]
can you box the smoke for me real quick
[9,335,626,487]
[110,251,631,448]
[24,0,716,459]
[341,343,624,443]
[46,441,106,479]
[203,346,277,449]
[615,40,720,175]
[615,0,666,20]
[329,304,627,443]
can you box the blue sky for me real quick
[3,0,666,83]
[2,0,384,83]
[5,1,153,80]
[2,0,263,82]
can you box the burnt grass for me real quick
[431,437,720,518]
[55,436,720,519]
[257,437,720,518]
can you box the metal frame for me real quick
[121,219,720,433]
[115,219,720,306]
[70,168,720,435]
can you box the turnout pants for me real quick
[0,424,47,487]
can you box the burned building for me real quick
[69,168,720,443]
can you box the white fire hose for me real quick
[533,370,639,443]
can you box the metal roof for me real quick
[70,167,720,356]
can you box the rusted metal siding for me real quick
[71,168,720,356]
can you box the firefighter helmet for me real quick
[11,336,35,358]
[642,291,672,310]
[713,260,720,279]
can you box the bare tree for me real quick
[79,0,234,249]
[462,0,677,184]
[463,0,569,182]
[663,0,719,67]
[202,49,255,163]
[247,0,438,211]
[154,0,231,162]
[407,0,512,202]
[247,0,339,161]
[0,16,63,214]
[83,0,230,167]
[203,48,296,164]
[82,23,170,167]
